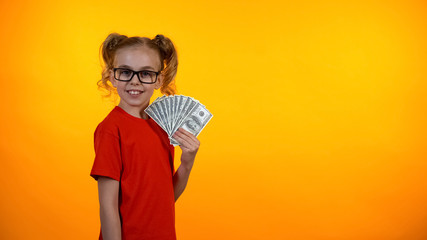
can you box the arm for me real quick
[173,161,194,202]
[172,128,200,202]
[97,176,122,240]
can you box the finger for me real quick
[175,129,198,146]
[174,132,199,152]
[178,128,194,137]
[173,132,192,149]
[177,128,199,145]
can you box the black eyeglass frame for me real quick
[112,68,160,84]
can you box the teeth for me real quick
[128,91,141,95]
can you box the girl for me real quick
[90,33,200,240]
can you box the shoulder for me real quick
[94,107,123,137]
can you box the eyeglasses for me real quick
[113,68,160,84]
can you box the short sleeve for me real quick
[90,126,122,182]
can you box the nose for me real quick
[129,72,141,85]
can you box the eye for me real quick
[120,69,132,76]
[141,71,150,76]
[140,71,153,78]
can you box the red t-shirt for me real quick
[90,106,176,240]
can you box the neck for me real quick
[118,102,149,119]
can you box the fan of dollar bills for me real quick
[144,95,213,146]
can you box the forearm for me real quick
[173,162,194,202]
[100,206,122,240]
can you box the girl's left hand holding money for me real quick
[173,128,200,168]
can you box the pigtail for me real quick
[153,34,178,95]
[97,33,128,99]
[102,33,128,67]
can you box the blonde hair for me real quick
[97,33,178,98]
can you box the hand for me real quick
[173,128,200,168]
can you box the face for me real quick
[110,46,163,115]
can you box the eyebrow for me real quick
[117,64,156,71]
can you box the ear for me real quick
[109,69,118,88]
[154,72,164,90]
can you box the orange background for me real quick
[1,0,426,239]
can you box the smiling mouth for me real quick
[127,90,143,95]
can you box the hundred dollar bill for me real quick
[145,107,168,134]
[165,97,173,133]
[145,95,213,146]
[157,99,170,135]
[175,103,213,138]
[172,97,199,135]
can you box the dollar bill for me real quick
[144,95,213,146]
[175,103,213,137]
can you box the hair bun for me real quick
[155,34,165,39]
[108,38,119,50]
[107,33,127,50]
[154,34,165,45]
